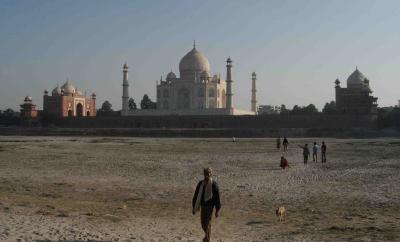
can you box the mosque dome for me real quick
[166,71,176,81]
[179,45,210,80]
[52,85,62,95]
[61,81,76,94]
[347,68,366,88]
[24,96,32,102]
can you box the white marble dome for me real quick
[61,81,75,94]
[52,85,62,95]
[166,71,176,81]
[347,69,366,88]
[179,46,210,79]
[24,96,32,102]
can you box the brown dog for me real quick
[276,206,286,222]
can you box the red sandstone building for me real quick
[20,96,38,118]
[43,81,96,117]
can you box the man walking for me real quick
[192,168,221,242]
[283,137,289,151]
[321,141,327,163]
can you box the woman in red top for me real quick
[280,156,289,169]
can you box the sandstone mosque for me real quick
[121,42,256,116]
[42,80,97,118]
[335,68,378,115]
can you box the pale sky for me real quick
[1,0,400,111]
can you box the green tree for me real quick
[3,108,15,117]
[304,104,319,114]
[280,104,289,114]
[100,101,113,112]
[322,101,337,114]
[291,105,302,114]
[128,98,137,110]
[140,94,156,109]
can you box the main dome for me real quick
[179,46,210,80]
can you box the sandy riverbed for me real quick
[0,136,399,241]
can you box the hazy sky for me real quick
[1,0,400,111]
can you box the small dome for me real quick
[52,85,62,95]
[61,81,75,94]
[166,71,176,81]
[76,89,83,96]
[179,45,210,80]
[24,96,32,102]
[123,63,128,69]
[347,68,366,88]
[200,70,210,79]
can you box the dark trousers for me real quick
[303,155,308,164]
[322,152,326,162]
[201,205,214,242]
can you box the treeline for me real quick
[377,107,400,129]
[2,100,400,130]
[0,109,20,125]
[272,101,337,115]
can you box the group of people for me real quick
[277,137,328,169]
[298,141,327,164]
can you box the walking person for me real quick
[283,137,289,151]
[276,137,281,151]
[298,144,310,165]
[321,141,327,163]
[312,142,319,162]
[192,168,221,242]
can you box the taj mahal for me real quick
[121,42,256,116]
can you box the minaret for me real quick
[226,57,233,109]
[334,78,341,108]
[122,63,129,115]
[251,72,257,113]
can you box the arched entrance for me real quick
[177,88,190,109]
[68,110,73,117]
[76,103,83,117]
[86,111,90,116]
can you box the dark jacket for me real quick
[192,180,221,210]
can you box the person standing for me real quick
[298,144,310,165]
[192,168,221,242]
[276,137,281,151]
[312,142,319,162]
[283,137,289,151]
[321,141,327,163]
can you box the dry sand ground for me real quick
[0,136,399,242]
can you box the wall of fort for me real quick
[55,113,377,130]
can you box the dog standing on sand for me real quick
[276,206,286,222]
